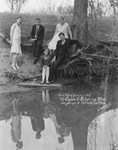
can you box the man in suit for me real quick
[50,32,82,82]
[31,18,45,64]
[30,99,45,139]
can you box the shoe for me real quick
[50,80,54,83]
[11,65,17,70]
[40,81,44,84]
[46,81,50,84]
[33,78,37,83]
[33,58,37,64]
[15,99,20,103]
[11,98,18,104]
[16,64,20,69]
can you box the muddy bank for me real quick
[0,35,43,92]
[0,36,77,93]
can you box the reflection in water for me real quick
[42,90,50,104]
[87,109,118,150]
[30,97,44,139]
[11,99,23,149]
[0,82,118,150]
[0,89,75,150]
[42,89,74,150]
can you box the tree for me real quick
[57,5,74,14]
[109,0,118,25]
[65,6,74,14]
[5,0,28,13]
[72,0,88,45]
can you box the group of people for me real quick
[10,16,82,84]
[10,89,74,150]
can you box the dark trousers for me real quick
[50,56,65,81]
[32,40,43,61]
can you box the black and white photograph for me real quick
[0,0,118,150]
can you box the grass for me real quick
[1,12,118,44]
[0,13,118,85]
[1,12,118,54]
[88,16,118,42]
[0,13,72,42]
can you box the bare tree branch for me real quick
[5,0,28,13]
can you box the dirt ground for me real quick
[0,35,79,93]
[0,35,42,93]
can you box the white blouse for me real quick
[56,22,71,38]
[10,23,21,40]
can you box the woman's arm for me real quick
[67,24,72,39]
[53,24,58,36]
[10,24,16,44]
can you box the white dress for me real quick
[48,22,71,50]
[10,23,22,55]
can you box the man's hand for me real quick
[29,38,37,43]
[51,56,56,63]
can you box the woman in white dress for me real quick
[10,17,22,70]
[48,16,72,51]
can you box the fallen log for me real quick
[70,45,90,57]
[4,71,42,81]
[21,74,42,82]
[98,40,118,46]
[70,43,114,59]
[82,53,118,60]
[61,52,118,69]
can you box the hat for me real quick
[58,16,64,20]
[35,18,41,21]
[17,16,22,20]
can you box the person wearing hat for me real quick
[31,18,45,64]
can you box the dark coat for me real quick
[30,109,45,132]
[31,24,44,41]
[54,39,82,59]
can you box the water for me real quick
[0,82,118,150]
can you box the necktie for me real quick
[35,25,39,38]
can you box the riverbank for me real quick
[1,13,118,94]
[0,35,44,92]
[0,36,79,93]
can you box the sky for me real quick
[0,0,113,16]
[0,0,74,13]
